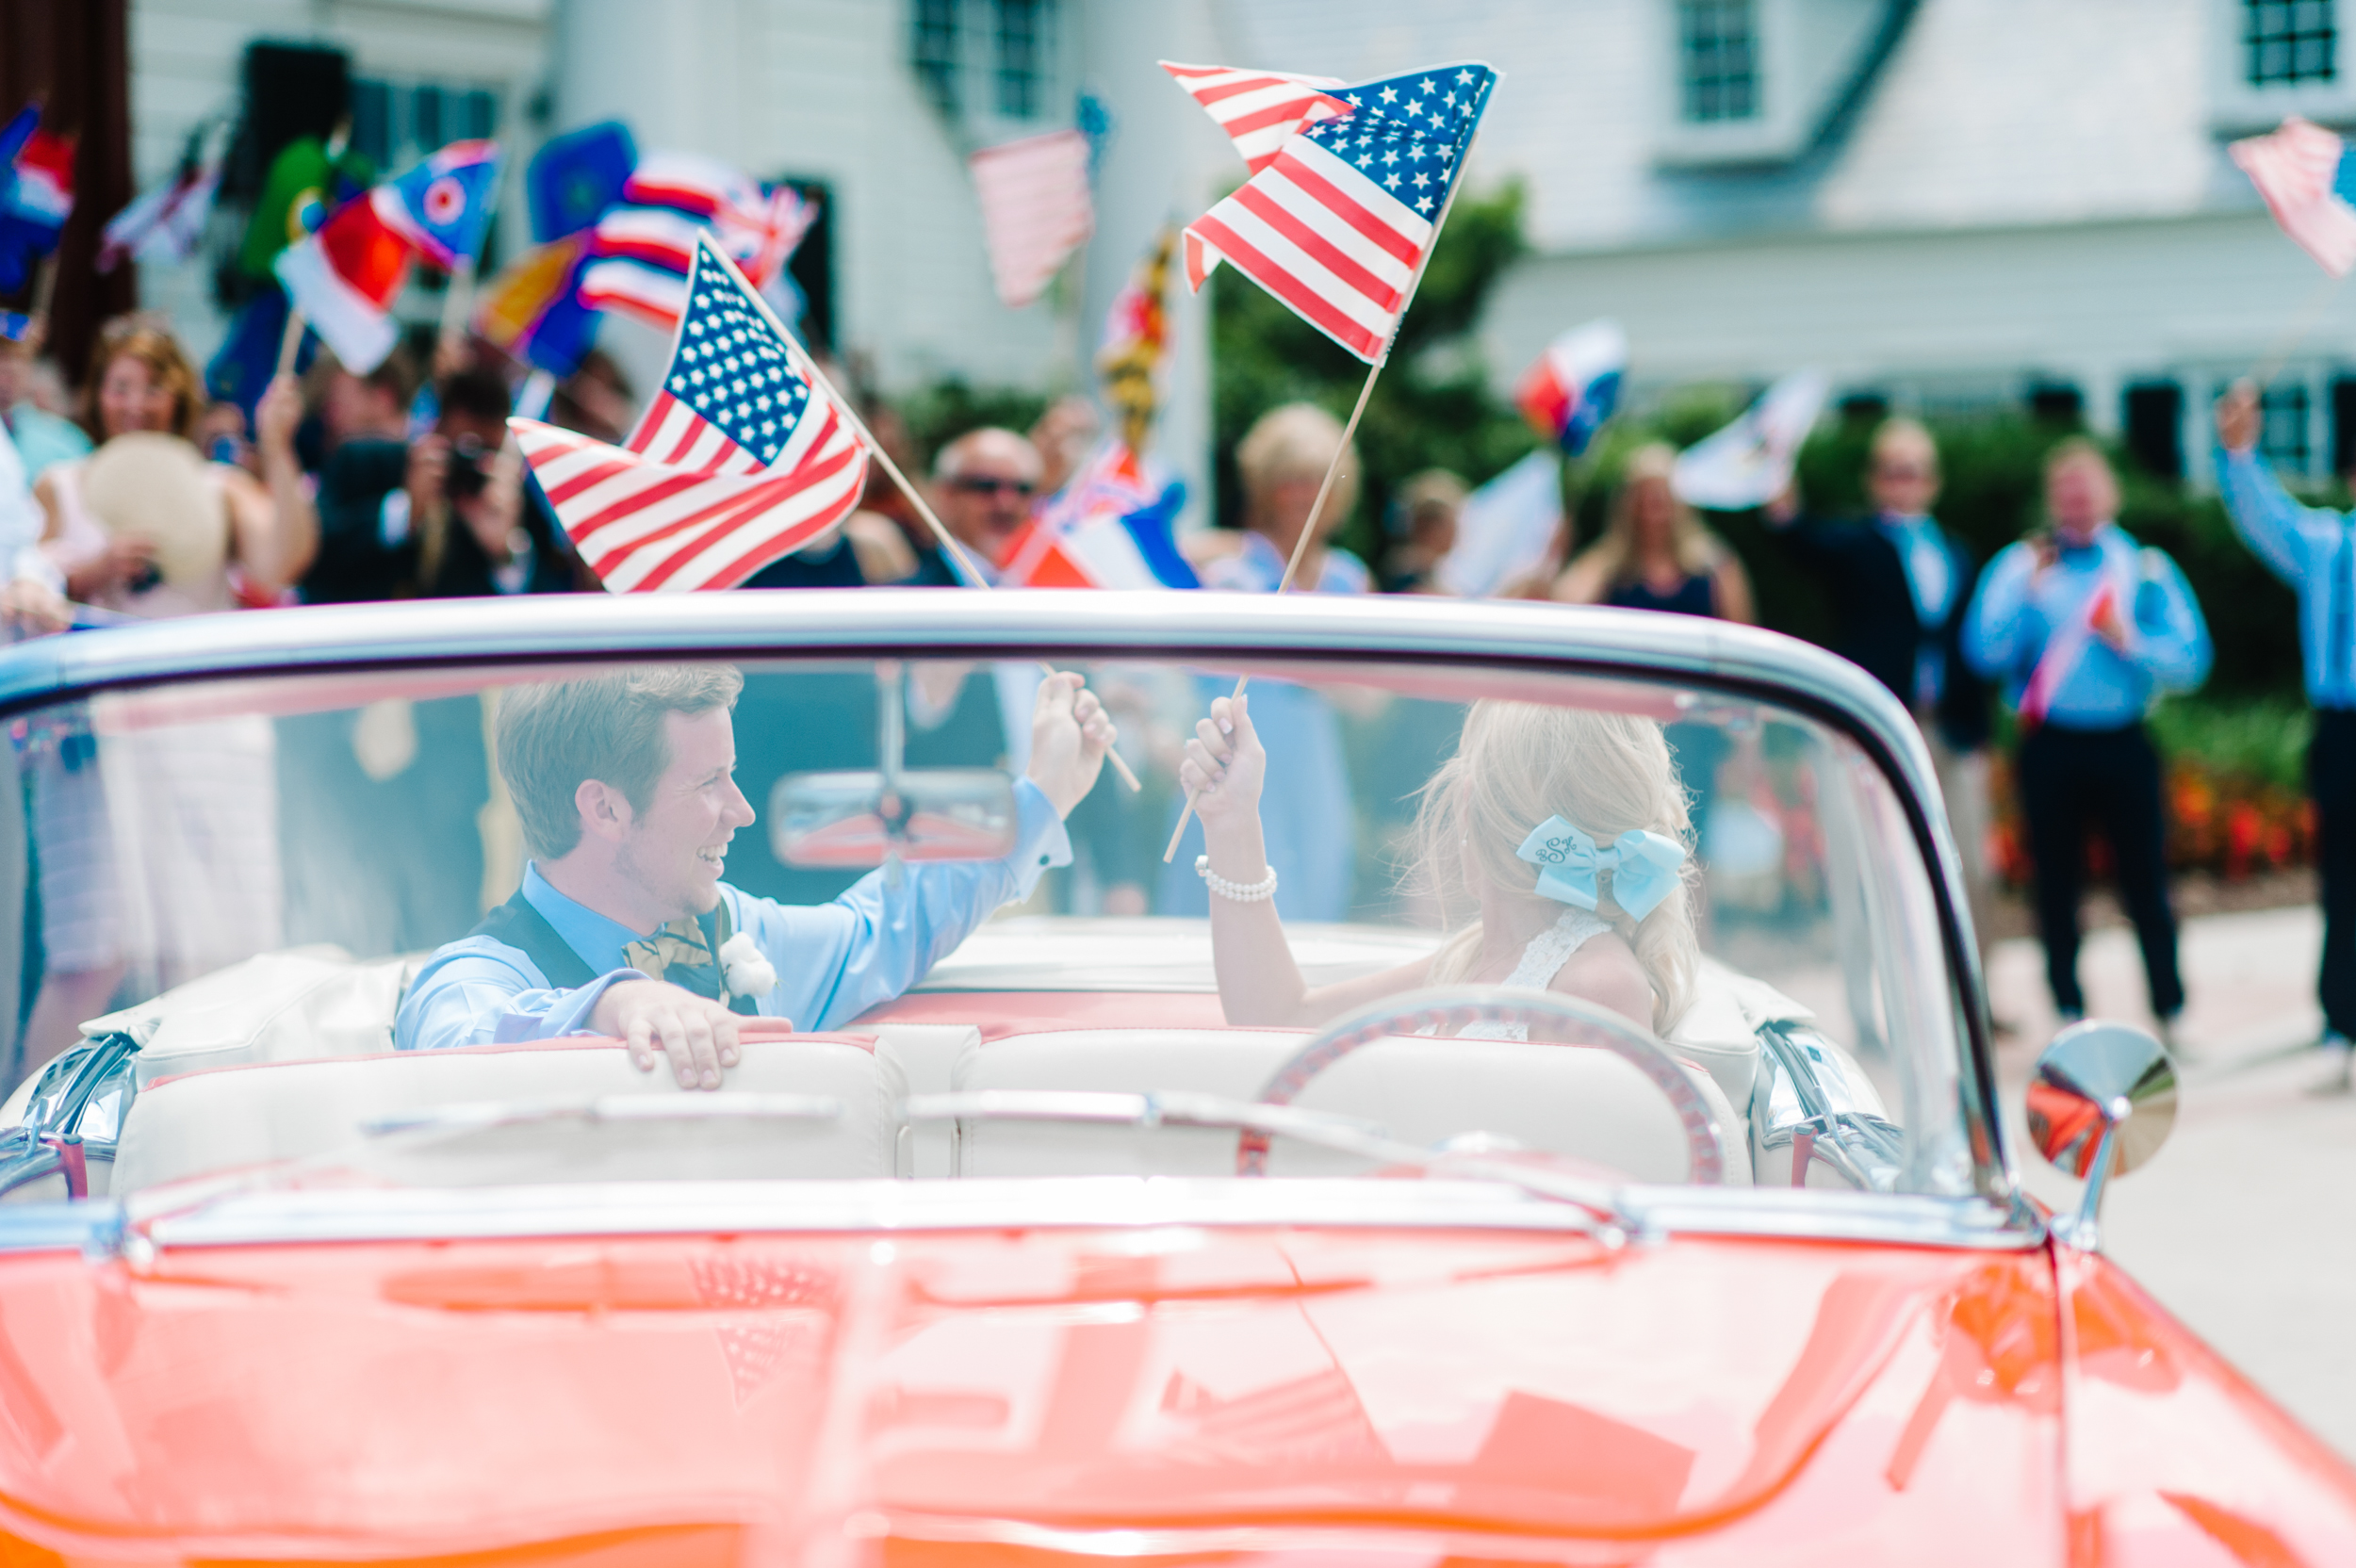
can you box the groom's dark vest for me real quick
[466,889,759,1014]
[468,890,598,990]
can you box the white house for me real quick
[118,0,2356,507]
[123,0,1245,522]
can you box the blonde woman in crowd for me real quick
[1181,694,1698,1037]
[1552,442,1755,624]
[1551,441,1754,859]
[1162,403,1369,922]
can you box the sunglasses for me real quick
[949,475,1036,498]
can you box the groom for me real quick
[394,663,1114,1088]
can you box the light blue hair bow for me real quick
[1514,816,1689,921]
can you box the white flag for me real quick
[1436,449,1564,598]
[1671,369,1830,511]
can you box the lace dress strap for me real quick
[1458,908,1616,1041]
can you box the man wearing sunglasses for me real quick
[1768,418,1994,961]
[908,426,1040,585]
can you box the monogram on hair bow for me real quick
[1514,816,1688,921]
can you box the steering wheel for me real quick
[1236,986,1726,1184]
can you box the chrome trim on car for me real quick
[68,1176,2044,1254]
[0,590,2008,1201]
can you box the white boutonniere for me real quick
[717,932,777,999]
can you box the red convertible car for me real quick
[0,588,2343,1565]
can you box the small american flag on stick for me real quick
[1159,62,1348,173]
[513,233,865,592]
[969,128,1094,308]
[2232,115,2356,276]
[1176,62,1497,362]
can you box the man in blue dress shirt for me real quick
[1964,439,2212,1037]
[2217,382,2356,1085]
[394,663,1114,1087]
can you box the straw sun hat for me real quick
[79,432,229,593]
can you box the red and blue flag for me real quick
[580,154,814,332]
[375,139,503,270]
[0,106,74,293]
[1515,319,1628,456]
[999,443,1196,592]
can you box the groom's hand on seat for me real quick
[594,979,757,1091]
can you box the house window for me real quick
[350,78,499,172]
[994,0,1048,120]
[1679,0,1759,122]
[2246,0,2336,87]
[2263,380,2315,471]
[912,0,961,115]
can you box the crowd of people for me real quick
[0,305,2344,1086]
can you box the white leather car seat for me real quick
[74,947,431,1090]
[948,1027,1750,1185]
[111,1032,909,1193]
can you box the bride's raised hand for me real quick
[1178,694,1267,830]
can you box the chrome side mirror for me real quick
[2024,1020,2176,1250]
[769,769,1018,868]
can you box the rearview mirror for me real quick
[2024,1019,2176,1250]
[769,769,1018,867]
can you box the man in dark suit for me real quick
[1769,417,1995,959]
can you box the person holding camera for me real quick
[402,367,572,598]
[304,357,571,603]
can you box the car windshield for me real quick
[1,651,1976,1206]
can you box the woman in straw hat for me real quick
[12,316,315,1077]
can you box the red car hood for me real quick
[0,1219,2348,1564]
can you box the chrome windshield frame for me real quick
[0,589,2015,1216]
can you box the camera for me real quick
[445,434,491,502]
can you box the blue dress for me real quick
[1156,533,1367,923]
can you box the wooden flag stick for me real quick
[274,308,307,379]
[437,254,477,365]
[27,255,57,325]
[708,239,1144,792]
[1162,152,1478,864]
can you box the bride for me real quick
[1180,695,1700,1035]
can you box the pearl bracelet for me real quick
[1196,854,1279,903]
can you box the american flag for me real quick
[1178,62,1497,362]
[515,234,866,592]
[580,154,817,330]
[2231,115,2356,277]
[968,128,1094,308]
[1158,62,1348,173]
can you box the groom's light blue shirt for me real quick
[394,777,1071,1050]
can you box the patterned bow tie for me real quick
[624,918,724,1001]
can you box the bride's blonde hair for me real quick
[1412,701,1700,1031]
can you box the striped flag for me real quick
[2231,115,2356,276]
[1159,62,1348,173]
[968,129,1094,308]
[1175,62,1497,362]
[581,154,816,331]
[98,161,218,273]
[515,234,866,592]
[0,106,74,295]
